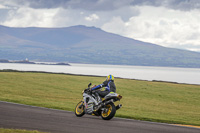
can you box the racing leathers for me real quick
[91,80,116,103]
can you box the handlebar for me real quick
[84,88,91,93]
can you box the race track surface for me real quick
[0,101,199,133]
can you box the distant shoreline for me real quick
[1,61,200,85]
[0,59,70,66]
[1,69,200,86]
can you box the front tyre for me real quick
[101,102,116,120]
[75,101,85,117]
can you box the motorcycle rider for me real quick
[91,75,116,104]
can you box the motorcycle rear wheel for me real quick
[75,101,85,117]
[101,102,116,120]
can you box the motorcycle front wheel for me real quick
[101,102,116,120]
[75,101,85,117]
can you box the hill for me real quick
[0,25,200,68]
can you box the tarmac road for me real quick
[0,101,199,133]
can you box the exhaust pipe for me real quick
[104,99,114,105]
[116,104,122,110]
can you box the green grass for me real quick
[0,128,48,133]
[0,71,200,126]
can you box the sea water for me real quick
[0,63,200,85]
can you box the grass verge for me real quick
[0,128,48,133]
[0,71,200,126]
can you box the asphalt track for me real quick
[0,101,199,133]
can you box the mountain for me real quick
[0,25,200,68]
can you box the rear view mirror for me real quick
[88,83,92,87]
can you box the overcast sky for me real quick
[0,0,200,52]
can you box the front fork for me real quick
[78,101,84,109]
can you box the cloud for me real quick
[1,7,61,27]
[102,6,200,51]
[2,0,200,11]
[0,2,140,27]
[130,0,200,11]
[0,4,9,9]
[85,14,99,21]
[0,0,134,11]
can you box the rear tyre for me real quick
[75,101,85,117]
[101,102,116,120]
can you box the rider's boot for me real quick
[93,93,103,111]
[94,100,103,111]
[94,92,102,104]
[97,96,102,104]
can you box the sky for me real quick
[0,0,200,52]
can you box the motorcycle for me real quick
[75,83,122,120]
